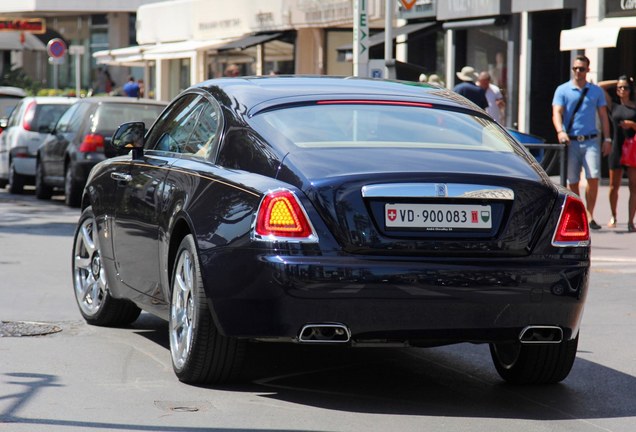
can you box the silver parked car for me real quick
[0,96,76,193]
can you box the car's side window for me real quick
[189,102,221,159]
[147,94,204,154]
[7,101,22,127]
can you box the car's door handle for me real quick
[110,172,132,183]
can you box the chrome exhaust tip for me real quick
[519,326,563,344]
[298,323,351,343]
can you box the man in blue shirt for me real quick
[123,76,140,98]
[552,55,611,230]
[453,66,488,110]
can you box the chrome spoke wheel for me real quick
[170,248,196,370]
[73,213,106,317]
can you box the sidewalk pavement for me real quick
[563,176,635,261]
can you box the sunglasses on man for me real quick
[572,67,587,72]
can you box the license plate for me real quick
[385,203,492,230]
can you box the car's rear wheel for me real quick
[35,161,53,200]
[65,167,82,207]
[169,234,246,384]
[8,160,25,194]
[489,334,579,384]
[72,206,141,326]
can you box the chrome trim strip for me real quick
[361,183,514,200]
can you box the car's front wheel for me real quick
[35,161,53,200]
[72,206,141,326]
[8,159,25,194]
[169,234,246,384]
[489,334,579,384]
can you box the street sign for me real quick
[47,38,67,59]
[69,45,85,55]
[399,0,417,10]
[353,0,369,77]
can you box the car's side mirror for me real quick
[108,121,145,158]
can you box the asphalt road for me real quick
[0,186,634,432]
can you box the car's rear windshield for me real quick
[93,103,165,132]
[250,102,516,153]
[34,104,71,131]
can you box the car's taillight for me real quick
[552,196,590,246]
[254,190,316,240]
[22,101,37,131]
[79,134,105,152]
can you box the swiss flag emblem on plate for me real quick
[387,208,397,221]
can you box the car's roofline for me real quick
[191,76,484,116]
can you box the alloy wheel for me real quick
[73,215,106,317]
[170,248,197,370]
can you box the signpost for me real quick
[69,45,85,97]
[353,0,369,77]
[47,38,67,90]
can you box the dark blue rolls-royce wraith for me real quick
[72,76,590,385]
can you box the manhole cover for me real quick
[0,321,62,337]
[154,401,212,413]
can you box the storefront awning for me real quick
[0,31,46,51]
[560,17,636,51]
[216,33,282,51]
[94,33,292,65]
[94,45,150,66]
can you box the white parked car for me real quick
[0,96,76,193]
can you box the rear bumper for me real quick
[201,249,589,344]
[71,153,106,184]
[12,153,36,177]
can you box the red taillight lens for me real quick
[552,196,590,245]
[255,190,314,239]
[79,134,105,152]
[22,101,37,131]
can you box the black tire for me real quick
[169,234,246,384]
[8,160,25,194]
[64,166,82,207]
[490,334,579,384]
[72,206,141,326]
[35,160,53,200]
[0,178,7,188]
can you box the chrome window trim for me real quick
[361,183,514,200]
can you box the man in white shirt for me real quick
[478,71,505,123]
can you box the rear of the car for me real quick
[208,93,589,355]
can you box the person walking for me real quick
[453,66,488,109]
[552,55,612,230]
[606,76,636,231]
[123,76,140,97]
[477,71,505,123]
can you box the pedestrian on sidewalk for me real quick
[605,76,636,231]
[552,54,612,230]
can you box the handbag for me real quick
[620,136,636,167]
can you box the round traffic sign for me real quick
[47,38,67,59]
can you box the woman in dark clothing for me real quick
[608,76,636,231]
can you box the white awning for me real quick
[0,31,46,51]
[560,17,636,51]
[93,45,151,66]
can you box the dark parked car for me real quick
[36,96,166,206]
[72,76,590,385]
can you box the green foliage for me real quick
[1,67,89,98]
[0,67,43,96]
